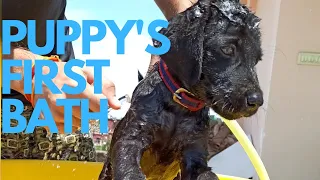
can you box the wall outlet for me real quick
[297,52,320,66]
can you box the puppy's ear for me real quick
[155,1,211,87]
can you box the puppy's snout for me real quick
[245,90,264,108]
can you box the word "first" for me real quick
[2,19,171,56]
[2,59,110,134]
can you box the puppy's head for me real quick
[157,0,263,119]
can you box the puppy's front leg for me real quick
[180,144,219,180]
[110,123,153,180]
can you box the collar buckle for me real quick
[159,59,205,111]
[173,88,198,109]
[173,88,195,99]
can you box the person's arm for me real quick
[147,0,198,73]
[154,0,198,20]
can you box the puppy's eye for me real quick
[220,45,236,56]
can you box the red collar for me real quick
[158,59,205,112]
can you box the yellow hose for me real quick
[221,118,270,180]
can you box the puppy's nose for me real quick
[246,91,264,107]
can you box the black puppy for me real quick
[99,0,263,179]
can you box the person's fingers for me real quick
[51,108,81,133]
[51,108,65,124]
[56,119,81,134]
[59,66,100,112]
[37,111,70,134]
[60,94,82,120]
[71,106,81,123]
[81,83,108,112]
[70,115,81,128]
[82,66,94,85]
[51,110,66,134]
[56,123,64,134]
[82,67,121,109]
[102,79,121,110]
[72,126,80,133]
[81,67,111,111]
[56,123,80,134]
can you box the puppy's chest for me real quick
[139,119,207,180]
[140,147,180,180]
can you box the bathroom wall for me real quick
[261,0,320,179]
[240,0,320,179]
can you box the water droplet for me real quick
[194,9,202,17]
[57,165,60,168]
[72,168,76,172]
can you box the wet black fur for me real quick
[99,0,263,179]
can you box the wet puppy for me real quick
[99,0,263,179]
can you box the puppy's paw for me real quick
[197,171,219,180]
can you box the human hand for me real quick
[154,0,198,20]
[32,61,121,133]
[5,48,121,133]
[148,0,198,72]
